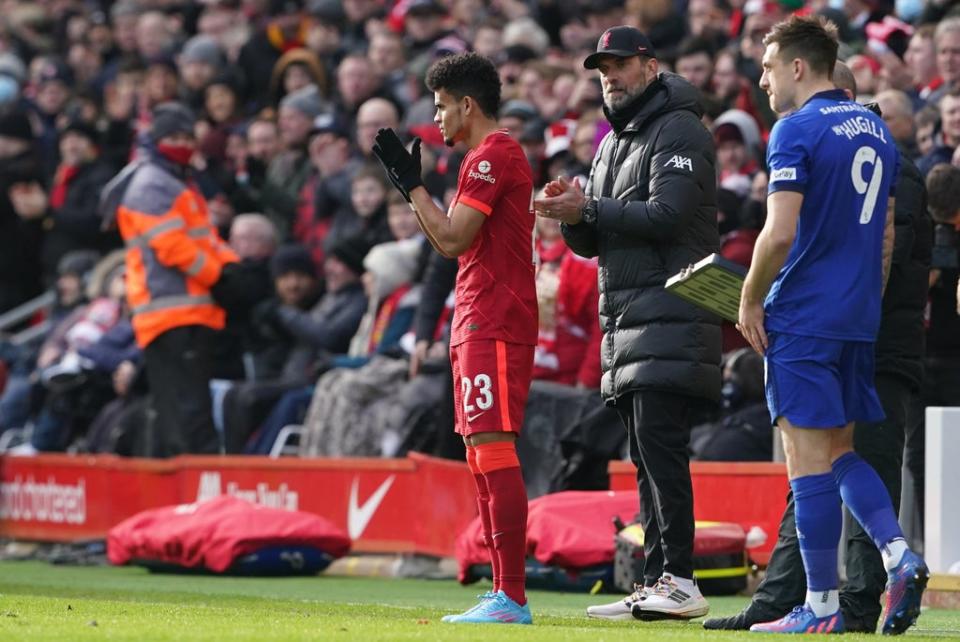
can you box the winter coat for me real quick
[103,144,239,347]
[413,250,458,344]
[41,159,119,280]
[275,281,368,380]
[78,319,140,373]
[561,73,722,403]
[877,151,931,385]
[0,150,45,313]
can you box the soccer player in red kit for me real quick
[372,52,537,625]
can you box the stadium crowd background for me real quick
[0,0,956,471]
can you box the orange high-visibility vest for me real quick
[116,161,238,347]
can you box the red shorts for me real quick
[450,340,534,436]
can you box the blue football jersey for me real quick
[764,89,899,341]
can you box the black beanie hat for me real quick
[150,102,196,143]
[61,118,99,144]
[57,249,100,278]
[0,108,33,141]
[328,235,369,276]
[270,244,317,279]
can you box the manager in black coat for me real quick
[537,26,721,620]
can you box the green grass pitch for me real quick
[1,561,958,640]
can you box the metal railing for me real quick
[0,291,56,346]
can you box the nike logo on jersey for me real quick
[347,475,395,539]
[666,155,693,171]
[466,410,487,422]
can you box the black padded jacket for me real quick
[562,73,722,404]
[876,150,931,387]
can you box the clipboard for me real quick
[665,253,746,323]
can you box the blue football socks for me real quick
[791,472,842,593]
[832,451,905,556]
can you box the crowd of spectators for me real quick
[0,0,957,462]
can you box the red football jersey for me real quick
[450,130,538,347]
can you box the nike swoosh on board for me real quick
[347,475,396,539]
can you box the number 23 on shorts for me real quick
[462,374,494,421]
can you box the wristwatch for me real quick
[579,198,598,226]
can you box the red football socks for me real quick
[475,440,528,606]
[466,446,500,593]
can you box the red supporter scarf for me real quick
[50,165,80,210]
[267,22,307,53]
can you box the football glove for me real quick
[372,127,422,202]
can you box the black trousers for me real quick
[143,325,219,457]
[751,373,913,629]
[616,389,708,583]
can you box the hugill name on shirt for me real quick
[830,116,887,143]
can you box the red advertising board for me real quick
[0,452,477,558]
[1,454,788,563]
[610,460,789,565]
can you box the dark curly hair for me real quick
[425,53,501,119]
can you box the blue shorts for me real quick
[764,332,885,429]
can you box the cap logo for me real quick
[601,31,612,49]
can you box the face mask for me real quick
[0,76,19,105]
[828,0,845,10]
[157,142,194,166]
[895,0,924,22]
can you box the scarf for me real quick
[602,77,663,135]
[267,22,307,53]
[50,164,80,210]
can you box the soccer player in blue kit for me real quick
[737,16,929,635]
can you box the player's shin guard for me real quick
[792,472,842,594]
[476,440,528,607]
[466,446,500,593]
[831,451,905,552]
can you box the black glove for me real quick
[210,261,244,310]
[250,298,284,340]
[245,157,267,183]
[372,128,422,202]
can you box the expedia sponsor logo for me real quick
[0,476,86,524]
[195,471,299,510]
[468,169,496,184]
